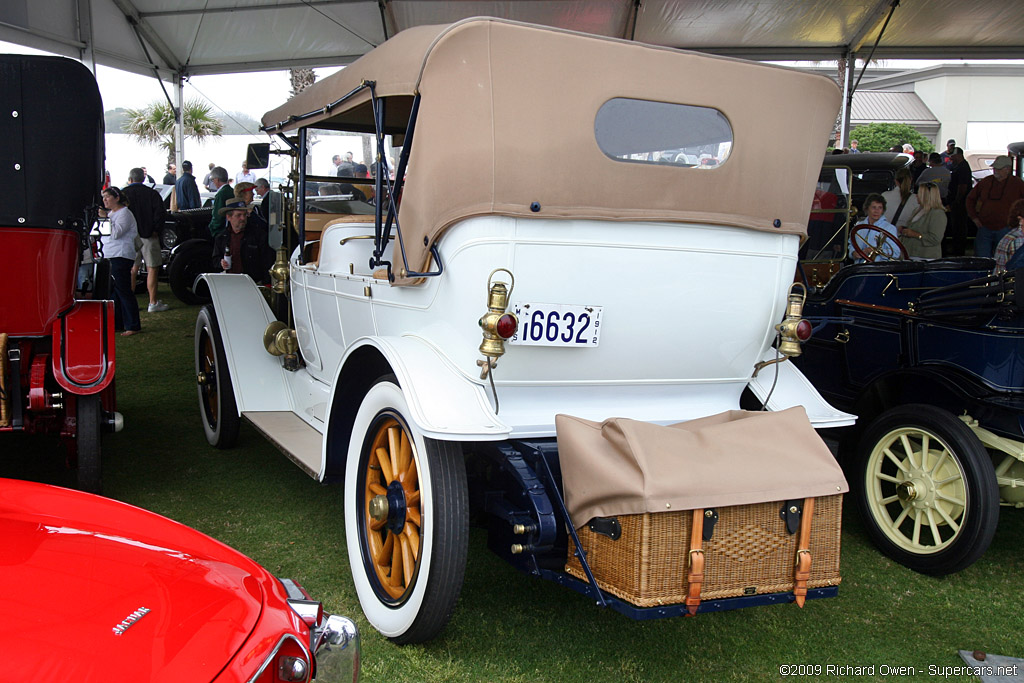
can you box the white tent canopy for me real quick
[4,0,1024,80]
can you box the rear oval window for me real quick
[595,98,733,169]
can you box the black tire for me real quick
[169,239,215,305]
[195,305,240,448]
[92,259,112,301]
[344,378,468,644]
[76,394,102,494]
[855,404,999,575]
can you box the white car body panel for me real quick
[207,214,849,479]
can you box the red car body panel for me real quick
[0,478,312,682]
[51,300,115,393]
[1,228,78,336]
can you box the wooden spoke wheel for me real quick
[345,378,467,644]
[855,405,999,575]
[850,223,908,262]
[194,305,239,449]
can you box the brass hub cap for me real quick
[866,428,967,553]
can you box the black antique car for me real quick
[793,148,1024,576]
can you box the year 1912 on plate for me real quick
[509,302,603,347]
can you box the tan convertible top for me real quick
[263,18,841,285]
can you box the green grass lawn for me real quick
[4,294,1022,682]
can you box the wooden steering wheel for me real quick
[850,223,908,262]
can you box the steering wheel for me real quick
[850,223,908,262]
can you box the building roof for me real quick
[851,91,938,126]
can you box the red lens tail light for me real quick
[496,313,518,339]
[796,319,813,341]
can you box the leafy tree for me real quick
[849,123,934,154]
[122,99,224,166]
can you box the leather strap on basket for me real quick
[793,497,815,608]
[685,509,705,616]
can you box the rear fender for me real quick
[51,300,115,395]
[323,337,510,480]
[747,349,856,428]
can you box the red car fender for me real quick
[51,300,115,395]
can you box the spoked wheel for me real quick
[345,377,468,644]
[850,223,908,262]
[75,394,102,494]
[855,405,999,575]
[194,305,239,448]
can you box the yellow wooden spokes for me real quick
[364,417,423,600]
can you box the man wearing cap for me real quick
[966,155,1024,258]
[946,147,973,256]
[942,139,957,169]
[175,160,202,210]
[207,166,233,238]
[916,153,951,200]
[212,197,275,282]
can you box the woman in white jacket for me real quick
[101,186,142,335]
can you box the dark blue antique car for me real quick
[793,148,1024,576]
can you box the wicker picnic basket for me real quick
[555,408,848,609]
[565,495,842,606]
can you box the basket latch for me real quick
[780,499,803,535]
[701,508,718,541]
[587,516,621,541]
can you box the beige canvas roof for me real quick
[263,18,842,285]
[555,408,849,529]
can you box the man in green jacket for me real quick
[207,166,233,238]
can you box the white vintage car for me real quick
[194,18,852,644]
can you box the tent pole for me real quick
[174,72,185,180]
[76,0,95,74]
[838,51,854,149]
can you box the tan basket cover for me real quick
[555,407,848,529]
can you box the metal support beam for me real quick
[837,52,855,149]
[76,0,95,74]
[109,0,181,70]
[174,72,185,182]
[140,0,368,18]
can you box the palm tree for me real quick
[122,99,224,166]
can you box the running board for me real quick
[243,411,324,479]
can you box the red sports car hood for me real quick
[0,479,265,682]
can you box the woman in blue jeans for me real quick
[101,187,142,336]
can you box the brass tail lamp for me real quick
[753,283,813,376]
[477,269,519,380]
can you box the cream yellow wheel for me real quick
[345,378,467,644]
[856,405,998,575]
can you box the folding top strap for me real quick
[686,508,705,616]
[793,497,815,607]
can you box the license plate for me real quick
[509,302,602,347]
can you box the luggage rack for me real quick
[501,440,839,621]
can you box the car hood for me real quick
[0,479,265,682]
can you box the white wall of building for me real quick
[913,73,1024,150]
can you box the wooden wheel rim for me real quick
[865,426,968,554]
[361,412,423,603]
[197,329,218,426]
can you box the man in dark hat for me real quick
[213,197,275,283]
[942,139,957,169]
